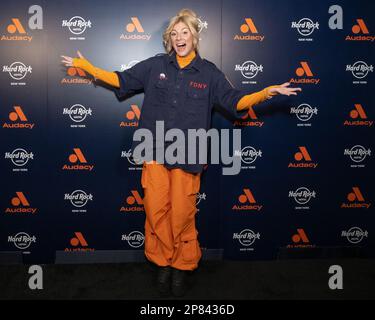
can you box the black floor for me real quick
[0,259,374,300]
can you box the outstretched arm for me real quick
[61,51,120,88]
[237,82,302,111]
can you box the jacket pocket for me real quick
[154,80,169,104]
[186,87,209,100]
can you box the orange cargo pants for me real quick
[141,161,202,271]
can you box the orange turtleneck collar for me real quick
[176,50,196,69]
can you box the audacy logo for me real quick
[66,232,94,252]
[234,18,265,41]
[290,61,320,85]
[232,188,263,212]
[120,190,144,212]
[341,187,371,210]
[0,5,43,43]
[2,106,35,129]
[344,104,373,127]
[120,104,141,127]
[288,146,318,169]
[120,17,151,41]
[5,192,37,215]
[62,148,94,171]
[345,19,375,42]
[288,228,315,248]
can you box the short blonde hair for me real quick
[163,9,200,54]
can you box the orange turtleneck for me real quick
[176,50,196,69]
[72,50,277,110]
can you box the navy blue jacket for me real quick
[114,52,247,173]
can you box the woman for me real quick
[61,8,301,297]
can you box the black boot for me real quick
[157,266,172,296]
[171,268,188,297]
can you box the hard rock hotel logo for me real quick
[62,16,92,40]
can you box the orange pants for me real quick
[141,161,202,271]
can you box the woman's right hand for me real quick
[61,50,85,67]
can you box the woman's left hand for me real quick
[268,82,302,96]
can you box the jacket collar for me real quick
[167,51,203,71]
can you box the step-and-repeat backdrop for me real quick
[1,0,374,264]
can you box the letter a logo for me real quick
[296,62,313,77]
[126,105,141,120]
[240,18,258,34]
[350,104,367,119]
[352,19,369,34]
[294,147,312,161]
[67,67,86,77]
[328,265,343,290]
[127,190,144,205]
[347,187,365,202]
[7,18,26,34]
[9,106,27,122]
[292,229,309,243]
[238,188,256,204]
[126,17,144,33]
[70,232,88,247]
[11,192,30,207]
[68,148,87,164]
[28,265,43,290]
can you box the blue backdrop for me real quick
[0,0,374,264]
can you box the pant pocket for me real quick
[145,230,158,254]
[181,232,200,262]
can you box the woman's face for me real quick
[170,21,194,57]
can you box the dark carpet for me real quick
[0,259,374,300]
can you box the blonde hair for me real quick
[163,9,200,54]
